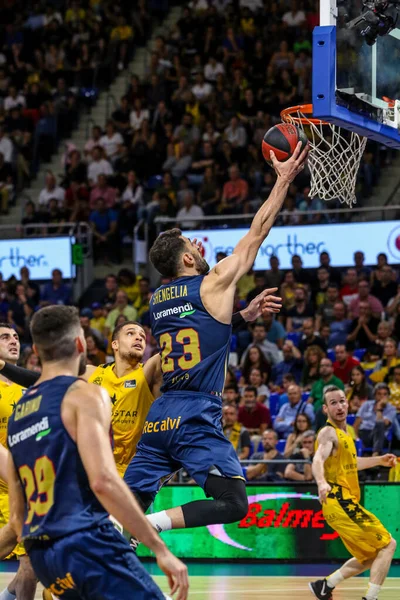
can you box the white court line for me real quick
[186,587,400,594]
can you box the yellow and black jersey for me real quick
[89,363,153,476]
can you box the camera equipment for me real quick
[347,1,400,45]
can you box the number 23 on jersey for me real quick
[160,328,202,373]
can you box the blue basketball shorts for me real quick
[124,391,244,501]
[27,522,165,599]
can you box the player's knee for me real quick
[388,537,397,554]
[231,492,249,522]
[222,483,248,523]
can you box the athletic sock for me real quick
[365,582,381,600]
[146,510,172,533]
[326,569,345,588]
[0,589,16,600]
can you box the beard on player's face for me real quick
[118,348,144,364]
[192,250,209,275]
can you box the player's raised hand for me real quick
[380,454,397,468]
[156,548,189,600]
[270,141,309,184]
[241,288,282,322]
[318,481,332,505]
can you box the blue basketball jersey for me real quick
[150,275,231,395]
[7,376,109,541]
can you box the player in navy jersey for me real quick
[124,143,308,535]
[7,305,188,600]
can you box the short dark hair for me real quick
[111,320,144,342]
[149,229,186,277]
[0,322,14,330]
[224,384,239,393]
[323,384,342,404]
[244,386,257,397]
[30,306,80,362]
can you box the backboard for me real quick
[313,0,400,147]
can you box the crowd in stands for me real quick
[2,247,400,483]
[0,0,158,215]
[16,0,389,253]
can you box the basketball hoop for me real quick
[281,104,367,208]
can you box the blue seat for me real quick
[269,393,280,418]
[287,332,301,347]
[302,391,310,403]
[257,441,263,453]
[347,414,356,425]
[355,439,363,456]
[353,348,366,361]
[248,441,254,458]
[230,335,237,352]
[276,439,286,454]
[242,466,248,480]
[327,349,335,362]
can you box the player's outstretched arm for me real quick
[209,143,308,289]
[7,452,25,541]
[143,354,163,399]
[67,382,189,600]
[357,454,397,471]
[312,427,336,504]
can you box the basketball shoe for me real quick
[309,579,334,599]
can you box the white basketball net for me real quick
[282,108,368,208]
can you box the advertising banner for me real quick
[137,484,400,561]
[0,237,74,280]
[184,221,400,270]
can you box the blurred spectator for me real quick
[346,365,373,403]
[7,283,34,341]
[90,174,116,209]
[264,255,284,289]
[101,274,118,308]
[348,280,383,319]
[301,345,324,390]
[328,302,352,347]
[284,286,314,331]
[0,127,13,164]
[319,251,342,286]
[298,318,326,353]
[347,302,379,348]
[223,384,241,407]
[272,340,303,387]
[369,338,400,383]
[313,266,331,308]
[220,164,249,214]
[309,358,344,412]
[130,99,150,132]
[118,269,142,303]
[386,283,400,317]
[21,201,41,235]
[38,172,65,207]
[19,267,40,307]
[0,152,14,214]
[371,265,398,307]
[90,303,106,337]
[240,345,272,387]
[246,430,284,482]
[242,323,280,366]
[262,313,286,350]
[238,386,272,438]
[353,251,371,280]
[375,321,392,347]
[41,269,71,306]
[291,255,311,286]
[280,270,296,311]
[86,334,106,366]
[89,198,118,263]
[315,284,340,329]
[133,277,151,319]
[340,268,359,306]
[333,344,360,384]
[247,367,270,405]
[284,430,315,482]
[23,351,41,373]
[88,146,113,185]
[176,191,204,229]
[274,384,314,438]
[388,365,400,412]
[84,126,103,158]
[222,404,251,460]
[104,291,138,336]
[354,383,396,455]
[283,413,313,457]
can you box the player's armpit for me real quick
[7,452,25,540]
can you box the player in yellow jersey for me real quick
[310,385,397,600]
[0,323,37,600]
[85,320,158,476]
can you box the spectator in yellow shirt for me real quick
[104,290,138,337]
[110,17,134,71]
[90,302,106,337]
[117,268,142,304]
[370,338,400,383]
[388,364,400,412]
[65,2,86,24]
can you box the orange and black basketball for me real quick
[262,123,308,164]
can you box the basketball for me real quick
[262,123,309,164]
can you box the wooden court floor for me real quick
[0,573,398,599]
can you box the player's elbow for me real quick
[90,470,117,498]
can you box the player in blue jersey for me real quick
[124,143,308,535]
[6,305,188,600]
